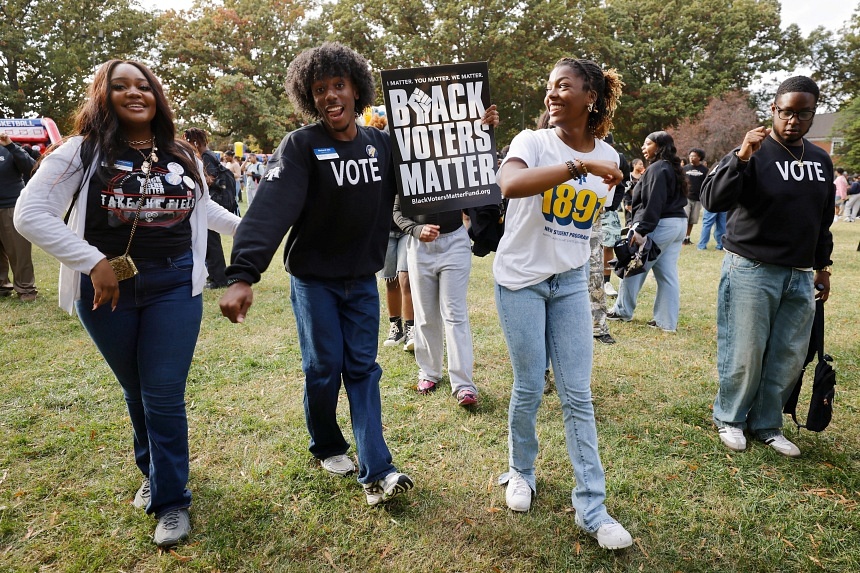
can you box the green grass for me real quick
[1,220,859,572]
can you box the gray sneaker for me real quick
[154,508,191,548]
[132,477,150,509]
[321,454,356,476]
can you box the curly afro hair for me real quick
[285,42,376,122]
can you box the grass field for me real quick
[1,221,858,572]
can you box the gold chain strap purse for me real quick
[108,141,157,281]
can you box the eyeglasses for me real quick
[775,107,815,121]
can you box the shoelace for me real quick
[509,476,530,498]
[160,510,182,530]
[140,479,151,498]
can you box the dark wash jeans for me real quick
[289,275,396,484]
[76,250,201,516]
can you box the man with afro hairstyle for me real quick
[219,42,414,505]
[702,76,834,458]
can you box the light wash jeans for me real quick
[407,226,475,395]
[610,217,686,330]
[712,253,815,439]
[697,209,726,250]
[495,266,615,531]
[289,276,397,484]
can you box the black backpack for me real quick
[204,151,239,214]
[784,300,836,432]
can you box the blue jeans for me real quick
[495,267,614,530]
[697,209,726,250]
[611,217,686,330]
[76,250,200,517]
[289,276,396,484]
[712,253,814,439]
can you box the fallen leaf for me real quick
[574,540,581,555]
[169,549,193,563]
[90,430,96,441]
[485,507,501,513]
[380,543,393,559]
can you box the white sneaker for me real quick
[321,454,356,476]
[764,434,801,457]
[504,472,533,512]
[718,426,746,452]
[603,282,618,297]
[363,472,414,506]
[575,512,633,550]
[403,323,415,352]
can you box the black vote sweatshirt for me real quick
[226,123,397,284]
[700,136,834,269]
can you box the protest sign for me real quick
[381,62,501,216]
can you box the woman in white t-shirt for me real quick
[494,58,633,550]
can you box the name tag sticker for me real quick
[114,160,134,172]
[314,147,339,160]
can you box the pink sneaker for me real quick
[457,389,478,407]
[417,379,437,394]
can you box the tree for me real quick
[311,0,600,145]
[583,0,804,155]
[668,90,758,166]
[835,98,860,173]
[155,0,319,151]
[807,4,860,105]
[0,0,153,132]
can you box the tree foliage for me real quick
[807,4,860,105]
[3,0,838,156]
[154,0,320,151]
[668,90,758,166]
[835,98,860,173]
[312,0,600,146]
[0,0,154,133]
[585,0,802,155]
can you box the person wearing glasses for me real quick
[700,76,834,458]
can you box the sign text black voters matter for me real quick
[381,62,501,216]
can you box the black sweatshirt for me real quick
[700,136,834,269]
[0,142,36,208]
[226,123,396,284]
[630,160,688,235]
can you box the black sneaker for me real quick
[383,319,405,347]
[594,333,616,344]
[606,311,629,322]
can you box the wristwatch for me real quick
[816,266,832,274]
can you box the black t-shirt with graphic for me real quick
[84,148,196,258]
[683,163,708,201]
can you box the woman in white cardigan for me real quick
[14,60,239,549]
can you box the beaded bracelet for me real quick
[576,158,588,177]
[565,160,580,179]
